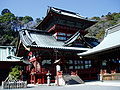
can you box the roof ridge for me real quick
[50,6,77,15]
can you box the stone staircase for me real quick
[63,75,84,85]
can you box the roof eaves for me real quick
[28,44,90,51]
[50,7,97,22]
[78,44,120,56]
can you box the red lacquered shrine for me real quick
[16,7,99,84]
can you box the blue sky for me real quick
[0,0,120,20]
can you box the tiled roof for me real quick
[50,7,96,22]
[78,23,120,56]
[36,7,97,30]
[0,46,21,61]
[19,29,90,51]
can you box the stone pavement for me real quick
[0,80,120,90]
[85,80,120,87]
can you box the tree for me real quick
[106,12,114,20]
[22,16,33,24]
[35,18,42,24]
[1,9,11,15]
[0,8,35,45]
[91,17,100,21]
[0,9,17,45]
[0,13,16,23]
[9,66,21,80]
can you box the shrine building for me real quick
[78,23,120,80]
[16,7,100,84]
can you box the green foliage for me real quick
[0,13,15,23]
[22,16,33,24]
[96,29,105,39]
[106,15,114,20]
[91,17,100,20]
[17,16,23,21]
[88,12,120,41]
[0,8,35,46]
[1,9,11,15]
[35,18,42,24]
[0,8,119,45]
[9,66,21,80]
[113,13,120,20]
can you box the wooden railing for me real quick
[101,73,120,80]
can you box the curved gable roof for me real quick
[78,23,120,56]
[19,29,90,51]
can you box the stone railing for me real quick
[2,81,27,89]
